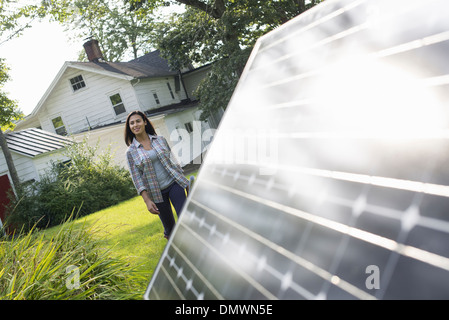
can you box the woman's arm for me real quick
[126,150,146,195]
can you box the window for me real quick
[153,93,160,105]
[52,116,67,136]
[109,93,126,116]
[167,82,175,99]
[185,122,193,134]
[70,75,86,91]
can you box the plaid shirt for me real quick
[126,134,188,203]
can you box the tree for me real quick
[37,0,324,118]
[0,59,24,190]
[131,0,325,120]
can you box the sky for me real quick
[2,19,81,116]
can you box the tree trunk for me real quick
[0,129,20,191]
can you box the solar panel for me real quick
[144,0,449,300]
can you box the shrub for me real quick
[5,139,136,231]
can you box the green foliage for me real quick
[194,55,249,121]
[5,139,136,232]
[0,217,145,300]
[0,58,23,130]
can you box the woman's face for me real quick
[129,114,146,136]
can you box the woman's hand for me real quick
[141,190,160,214]
[145,200,160,214]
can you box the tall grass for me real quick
[0,216,146,300]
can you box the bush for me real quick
[5,139,136,231]
[0,218,145,300]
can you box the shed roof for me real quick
[6,128,73,158]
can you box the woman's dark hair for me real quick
[124,110,157,146]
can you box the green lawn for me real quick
[40,171,198,298]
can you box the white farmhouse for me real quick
[15,39,222,168]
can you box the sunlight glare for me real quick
[317,57,445,137]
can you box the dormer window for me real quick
[70,75,86,91]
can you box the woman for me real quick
[125,110,189,239]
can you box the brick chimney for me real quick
[83,39,104,62]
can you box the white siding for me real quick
[16,116,41,130]
[73,123,128,168]
[38,67,140,135]
[0,151,36,183]
[11,153,36,183]
[0,150,70,184]
[33,152,70,180]
[133,77,188,112]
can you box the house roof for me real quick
[69,50,177,79]
[145,99,199,117]
[6,128,73,158]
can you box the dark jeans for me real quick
[157,182,187,238]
